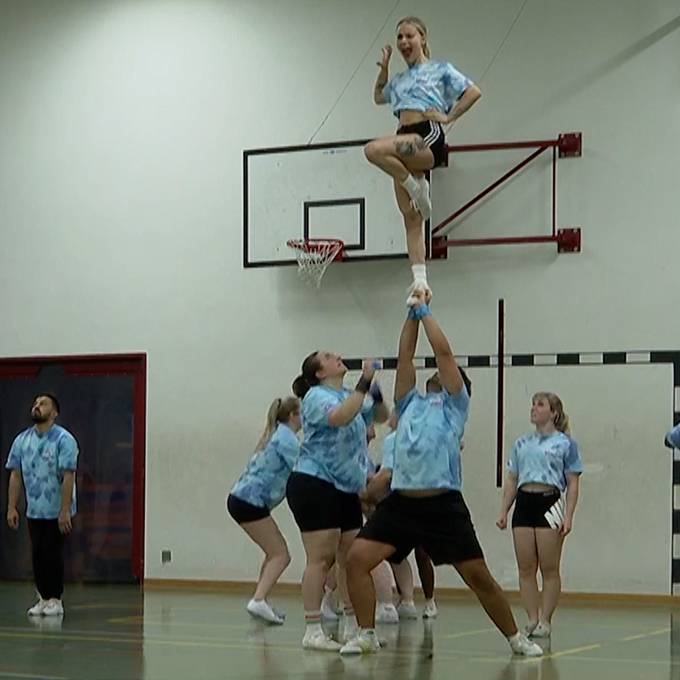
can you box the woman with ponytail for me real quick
[366,16,482,304]
[497,392,583,639]
[286,350,388,651]
[227,396,301,624]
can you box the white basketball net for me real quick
[287,239,344,288]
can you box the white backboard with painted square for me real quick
[243,140,429,267]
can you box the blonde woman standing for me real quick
[497,393,583,638]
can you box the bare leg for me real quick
[364,134,434,182]
[335,529,359,608]
[536,528,564,624]
[241,517,291,600]
[394,180,426,266]
[414,546,435,600]
[301,529,340,612]
[346,538,396,628]
[454,559,518,637]
[391,558,415,601]
[513,527,540,628]
[371,560,395,604]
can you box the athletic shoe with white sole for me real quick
[397,601,418,620]
[42,599,64,617]
[375,602,399,624]
[27,599,46,616]
[302,631,342,651]
[246,598,283,624]
[422,599,438,619]
[340,630,381,655]
[509,633,544,657]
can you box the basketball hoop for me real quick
[286,238,345,288]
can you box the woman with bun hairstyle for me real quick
[287,352,388,651]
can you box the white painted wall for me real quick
[0,0,678,593]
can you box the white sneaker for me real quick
[406,281,432,307]
[397,601,418,620]
[340,630,381,655]
[524,620,538,636]
[321,590,339,620]
[267,602,286,620]
[375,602,399,624]
[302,630,342,651]
[422,599,438,619]
[509,633,544,657]
[530,621,551,638]
[341,614,359,642]
[246,598,283,624]
[42,599,64,617]
[27,598,46,616]
[413,176,432,221]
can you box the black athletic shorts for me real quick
[227,493,270,524]
[397,120,447,167]
[286,472,363,533]
[512,488,563,529]
[358,490,484,565]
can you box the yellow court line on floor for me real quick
[620,626,671,641]
[0,630,513,663]
[545,643,602,659]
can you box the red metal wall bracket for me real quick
[431,132,583,256]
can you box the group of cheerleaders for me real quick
[227,293,583,657]
[225,15,588,657]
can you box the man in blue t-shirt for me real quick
[341,296,542,658]
[5,393,79,617]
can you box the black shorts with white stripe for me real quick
[397,120,447,168]
[512,488,563,529]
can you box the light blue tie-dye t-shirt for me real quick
[5,425,78,519]
[382,431,396,471]
[666,424,680,448]
[294,385,373,494]
[507,432,583,492]
[384,60,473,118]
[391,387,469,491]
[230,423,300,509]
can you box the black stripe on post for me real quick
[557,354,580,365]
[603,352,627,365]
[673,510,680,534]
[673,559,680,585]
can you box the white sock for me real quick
[507,631,522,643]
[401,174,420,198]
[360,628,376,636]
[305,621,323,635]
[411,264,427,284]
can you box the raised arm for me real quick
[394,315,419,403]
[373,45,392,105]
[418,304,464,395]
[328,361,376,427]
